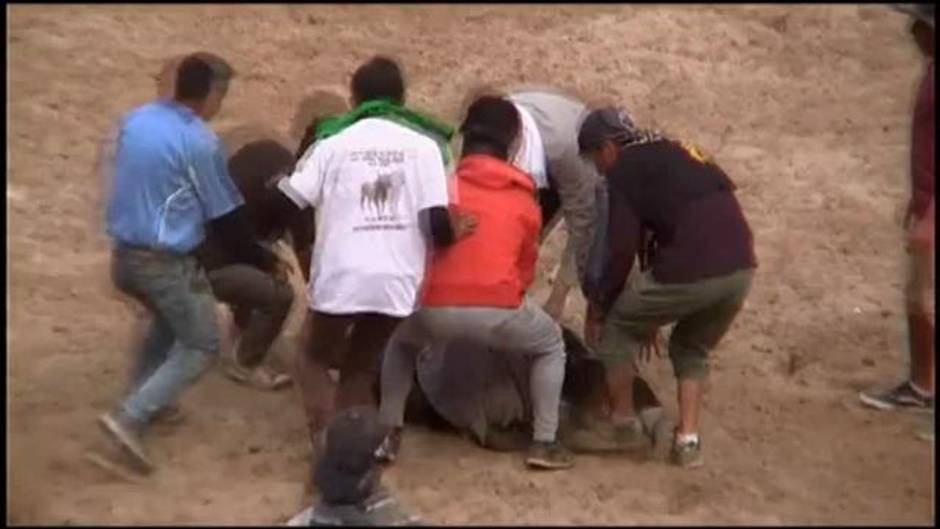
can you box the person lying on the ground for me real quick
[395,324,675,458]
[273,56,476,461]
[860,4,935,416]
[287,406,420,526]
[375,95,574,471]
[99,53,273,473]
[192,91,349,391]
[505,87,612,321]
[575,107,757,468]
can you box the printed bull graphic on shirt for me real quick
[360,170,406,219]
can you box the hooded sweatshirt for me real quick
[421,154,541,308]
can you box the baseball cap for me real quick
[577,106,637,154]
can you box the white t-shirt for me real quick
[510,102,549,189]
[280,118,450,317]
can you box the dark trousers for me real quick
[295,309,402,442]
[207,264,294,367]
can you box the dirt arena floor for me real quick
[7,4,935,525]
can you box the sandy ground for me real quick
[7,4,935,525]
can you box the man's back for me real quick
[106,100,241,253]
[293,117,449,316]
[421,154,541,309]
[606,139,755,284]
[510,89,586,162]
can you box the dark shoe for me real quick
[525,441,574,470]
[670,435,704,469]
[859,381,935,412]
[97,412,153,473]
[374,427,402,464]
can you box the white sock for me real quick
[676,432,699,446]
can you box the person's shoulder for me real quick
[179,116,222,153]
[121,101,169,127]
[353,117,440,149]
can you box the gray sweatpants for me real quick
[379,297,566,443]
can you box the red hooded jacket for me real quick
[421,154,541,308]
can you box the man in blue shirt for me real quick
[101,53,282,473]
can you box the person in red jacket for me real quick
[375,95,574,471]
[860,5,935,419]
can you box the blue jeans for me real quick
[111,245,220,426]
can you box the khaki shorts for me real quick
[596,268,754,380]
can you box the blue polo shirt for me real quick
[106,100,244,253]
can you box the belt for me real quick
[114,242,190,259]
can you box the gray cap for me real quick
[577,106,637,154]
[892,4,935,28]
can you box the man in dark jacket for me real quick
[573,107,757,468]
[196,90,347,391]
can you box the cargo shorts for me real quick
[596,268,754,380]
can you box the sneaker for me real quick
[859,381,935,412]
[671,435,704,469]
[151,404,185,426]
[374,427,403,464]
[525,440,574,470]
[97,412,153,473]
[564,418,648,454]
[225,362,292,391]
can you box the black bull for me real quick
[372,326,668,453]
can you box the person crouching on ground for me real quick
[375,95,574,471]
[574,107,757,468]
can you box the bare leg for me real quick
[295,310,352,443]
[334,313,401,412]
[907,247,935,394]
[606,361,637,423]
[676,378,703,436]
